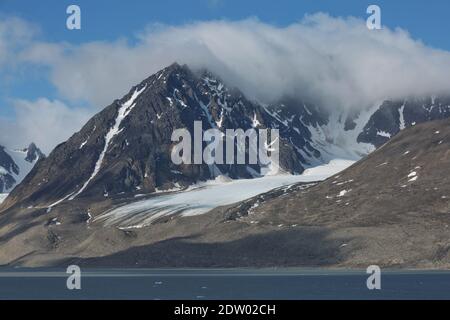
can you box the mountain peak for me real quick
[24,142,45,163]
[0,142,44,194]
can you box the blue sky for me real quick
[1,0,450,150]
[1,0,449,48]
[1,0,449,110]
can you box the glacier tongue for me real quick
[94,159,354,229]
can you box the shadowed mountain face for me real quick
[357,97,450,147]
[0,62,449,267]
[215,118,450,268]
[236,117,450,227]
[1,63,316,211]
[3,63,450,213]
[0,118,448,268]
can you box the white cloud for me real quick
[2,14,450,151]
[0,98,92,153]
[0,17,38,68]
[20,14,450,110]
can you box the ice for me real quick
[95,159,354,229]
[50,217,61,226]
[0,193,7,204]
[301,101,380,165]
[215,113,223,128]
[399,104,406,130]
[408,171,417,178]
[408,171,417,182]
[47,192,75,209]
[70,85,147,200]
[408,171,418,182]
[87,210,92,224]
[79,139,89,149]
[376,131,391,138]
[252,112,261,128]
[337,189,350,197]
[3,148,40,192]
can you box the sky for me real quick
[1,0,450,152]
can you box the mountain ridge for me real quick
[2,63,450,213]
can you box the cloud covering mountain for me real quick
[2,13,450,152]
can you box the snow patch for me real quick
[337,189,350,197]
[376,131,391,138]
[399,104,406,130]
[0,193,7,204]
[252,113,261,128]
[407,171,418,182]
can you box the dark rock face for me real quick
[24,143,45,163]
[358,97,450,146]
[2,64,315,208]
[3,63,450,211]
[215,117,450,268]
[0,146,18,192]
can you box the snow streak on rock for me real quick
[69,85,147,200]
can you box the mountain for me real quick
[0,143,44,196]
[67,117,450,268]
[1,63,450,267]
[2,63,450,212]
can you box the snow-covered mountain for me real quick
[2,63,450,211]
[0,143,44,196]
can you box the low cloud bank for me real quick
[2,13,450,151]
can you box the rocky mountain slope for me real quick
[2,63,449,212]
[0,143,44,195]
[67,117,450,268]
[1,63,308,211]
[1,63,450,268]
[218,117,450,268]
[0,118,448,268]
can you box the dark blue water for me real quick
[0,268,449,300]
